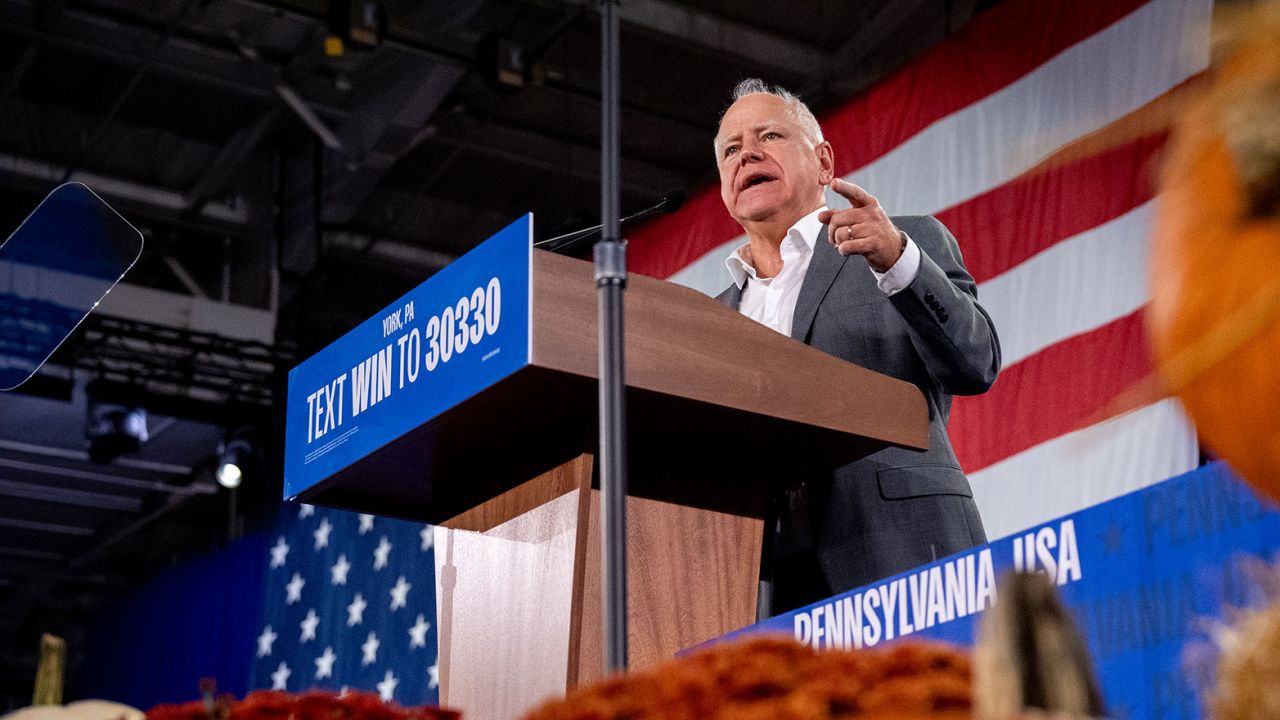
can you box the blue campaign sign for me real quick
[283,215,532,500]
[720,462,1280,720]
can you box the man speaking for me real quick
[713,79,1001,609]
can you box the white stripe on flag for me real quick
[669,237,741,295]
[979,202,1153,367]
[839,0,1210,216]
[969,398,1197,538]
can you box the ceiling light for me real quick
[216,430,254,489]
[86,402,148,464]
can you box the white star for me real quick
[271,661,291,690]
[313,517,333,550]
[285,572,305,605]
[427,662,439,689]
[299,504,315,518]
[300,608,319,643]
[330,554,351,585]
[256,625,278,657]
[376,669,399,702]
[346,592,367,626]
[389,576,411,610]
[373,536,392,570]
[358,513,375,534]
[269,537,290,568]
[419,526,434,551]
[361,631,380,666]
[408,614,431,649]
[314,646,337,680]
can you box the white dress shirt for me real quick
[725,207,922,336]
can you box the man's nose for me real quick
[738,143,764,163]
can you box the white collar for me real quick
[725,206,827,289]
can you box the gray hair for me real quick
[715,78,825,155]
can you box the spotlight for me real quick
[478,33,527,90]
[216,430,254,489]
[327,0,386,53]
[86,402,148,464]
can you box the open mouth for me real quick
[740,172,776,191]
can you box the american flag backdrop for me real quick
[248,504,439,704]
[628,0,1209,538]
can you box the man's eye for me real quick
[724,146,739,157]
[763,132,780,140]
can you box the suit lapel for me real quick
[790,225,846,341]
[717,282,743,310]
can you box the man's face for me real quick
[715,93,833,229]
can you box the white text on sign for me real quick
[303,277,504,445]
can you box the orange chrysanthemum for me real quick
[522,636,971,720]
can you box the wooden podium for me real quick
[294,250,927,718]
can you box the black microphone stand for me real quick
[595,0,628,674]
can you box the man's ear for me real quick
[816,141,835,185]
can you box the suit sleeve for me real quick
[888,215,1001,396]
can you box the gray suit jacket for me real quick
[716,215,1000,593]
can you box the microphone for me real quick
[534,190,686,254]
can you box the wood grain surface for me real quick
[531,249,927,451]
[573,487,764,686]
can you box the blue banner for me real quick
[284,216,533,500]
[721,463,1280,720]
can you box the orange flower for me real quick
[522,636,971,720]
[147,690,458,720]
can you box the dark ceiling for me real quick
[0,0,992,706]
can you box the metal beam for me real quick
[0,517,93,536]
[277,84,344,151]
[431,113,689,197]
[185,106,285,215]
[604,0,822,72]
[0,150,248,225]
[0,4,349,120]
[160,252,211,298]
[0,478,143,513]
[509,0,820,76]
[325,229,456,273]
[0,546,65,562]
[57,0,206,183]
[0,0,69,110]
[0,440,192,476]
[0,456,214,496]
[322,55,466,223]
[0,43,38,111]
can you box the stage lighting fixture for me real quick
[86,402,148,464]
[216,430,254,489]
[327,0,387,53]
[478,33,527,90]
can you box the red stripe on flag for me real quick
[823,0,1150,175]
[629,0,1153,280]
[949,309,1152,473]
[938,131,1167,284]
[628,185,742,280]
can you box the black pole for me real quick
[595,0,628,673]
